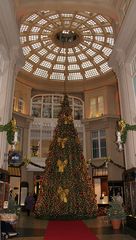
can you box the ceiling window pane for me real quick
[20,11,114,80]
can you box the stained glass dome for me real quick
[20,10,114,81]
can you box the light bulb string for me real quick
[62,39,68,94]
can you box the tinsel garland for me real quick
[0,120,16,145]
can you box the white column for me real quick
[109,0,136,169]
[0,0,24,169]
[0,47,10,168]
[0,46,22,169]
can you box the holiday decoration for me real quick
[116,119,136,151]
[31,145,39,156]
[118,119,126,133]
[57,159,68,173]
[23,156,31,166]
[57,137,67,148]
[21,156,125,171]
[0,119,16,145]
[57,186,69,203]
[90,157,125,170]
[63,115,73,124]
[35,95,97,219]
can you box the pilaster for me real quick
[0,0,24,169]
[109,0,136,169]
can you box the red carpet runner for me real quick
[44,220,98,240]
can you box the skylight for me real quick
[20,10,114,80]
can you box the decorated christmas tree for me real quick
[35,95,97,219]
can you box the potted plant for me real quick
[107,197,126,230]
[0,197,20,222]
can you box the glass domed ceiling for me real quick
[20,11,114,81]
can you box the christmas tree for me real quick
[35,95,97,219]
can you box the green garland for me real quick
[117,119,136,144]
[90,158,125,170]
[0,119,16,145]
[10,157,123,170]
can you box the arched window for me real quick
[31,94,83,120]
[29,94,84,158]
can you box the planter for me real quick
[111,219,122,229]
[0,213,18,222]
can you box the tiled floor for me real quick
[11,212,136,240]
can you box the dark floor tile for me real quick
[16,228,45,237]
[125,227,136,239]
[90,226,130,235]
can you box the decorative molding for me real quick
[112,0,136,51]
[109,0,136,74]
[109,49,126,75]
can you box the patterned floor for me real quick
[11,212,136,240]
